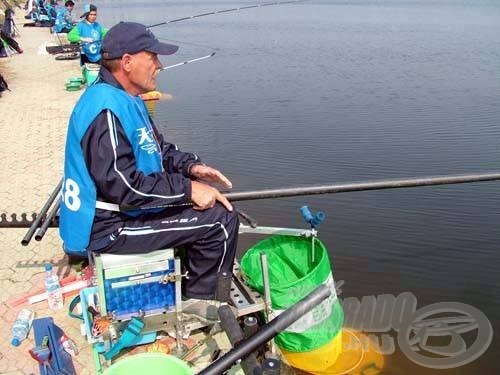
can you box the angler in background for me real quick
[1,8,23,55]
[54,0,75,33]
[1,9,23,56]
[2,8,17,38]
[0,30,23,56]
[23,0,55,27]
[24,0,36,19]
[44,0,58,23]
[67,4,107,64]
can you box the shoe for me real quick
[182,298,221,323]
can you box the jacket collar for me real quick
[96,65,124,90]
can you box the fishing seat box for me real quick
[93,249,177,321]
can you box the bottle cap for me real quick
[11,337,20,346]
[44,263,53,271]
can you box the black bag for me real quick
[0,73,10,92]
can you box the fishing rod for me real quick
[54,31,65,47]
[34,196,60,242]
[199,283,332,375]
[225,172,500,201]
[3,172,500,230]
[20,178,62,245]
[159,52,216,71]
[147,0,306,28]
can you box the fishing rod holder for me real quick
[300,205,325,234]
[0,212,38,228]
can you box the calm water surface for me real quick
[97,1,500,373]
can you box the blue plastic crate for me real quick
[103,266,175,316]
[94,249,177,319]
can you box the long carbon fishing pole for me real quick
[3,172,500,230]
[160,52,216,71]
[21,178,62,245]
[199,284,332,375]
[148,0,305,28]
[34,197,61,242]
[225,172,500,202]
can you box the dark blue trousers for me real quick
[94,204,239,300]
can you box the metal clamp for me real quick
[160,270,188,284]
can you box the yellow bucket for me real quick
[281,329,385,375]
[280,330,343,373]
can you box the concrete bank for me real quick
[0,9,91,375]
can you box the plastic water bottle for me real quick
[11,308,34,346]
[45,263,64,310]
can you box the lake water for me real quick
[97,1,500,373]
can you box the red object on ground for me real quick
[7,266,93,307]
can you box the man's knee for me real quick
[211,203,239,230]
[221,205,239,235]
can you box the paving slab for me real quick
[0,10,86,375]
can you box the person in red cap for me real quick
[60,22,239,322]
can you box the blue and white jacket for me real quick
[69,20,105,62]
[54,6,73,33]
[60,68,201,255]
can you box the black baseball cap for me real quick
[102,22,179,60]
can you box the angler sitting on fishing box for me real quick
[59,22,239,322]
[53,0,75,34]
[23,0,55,27]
